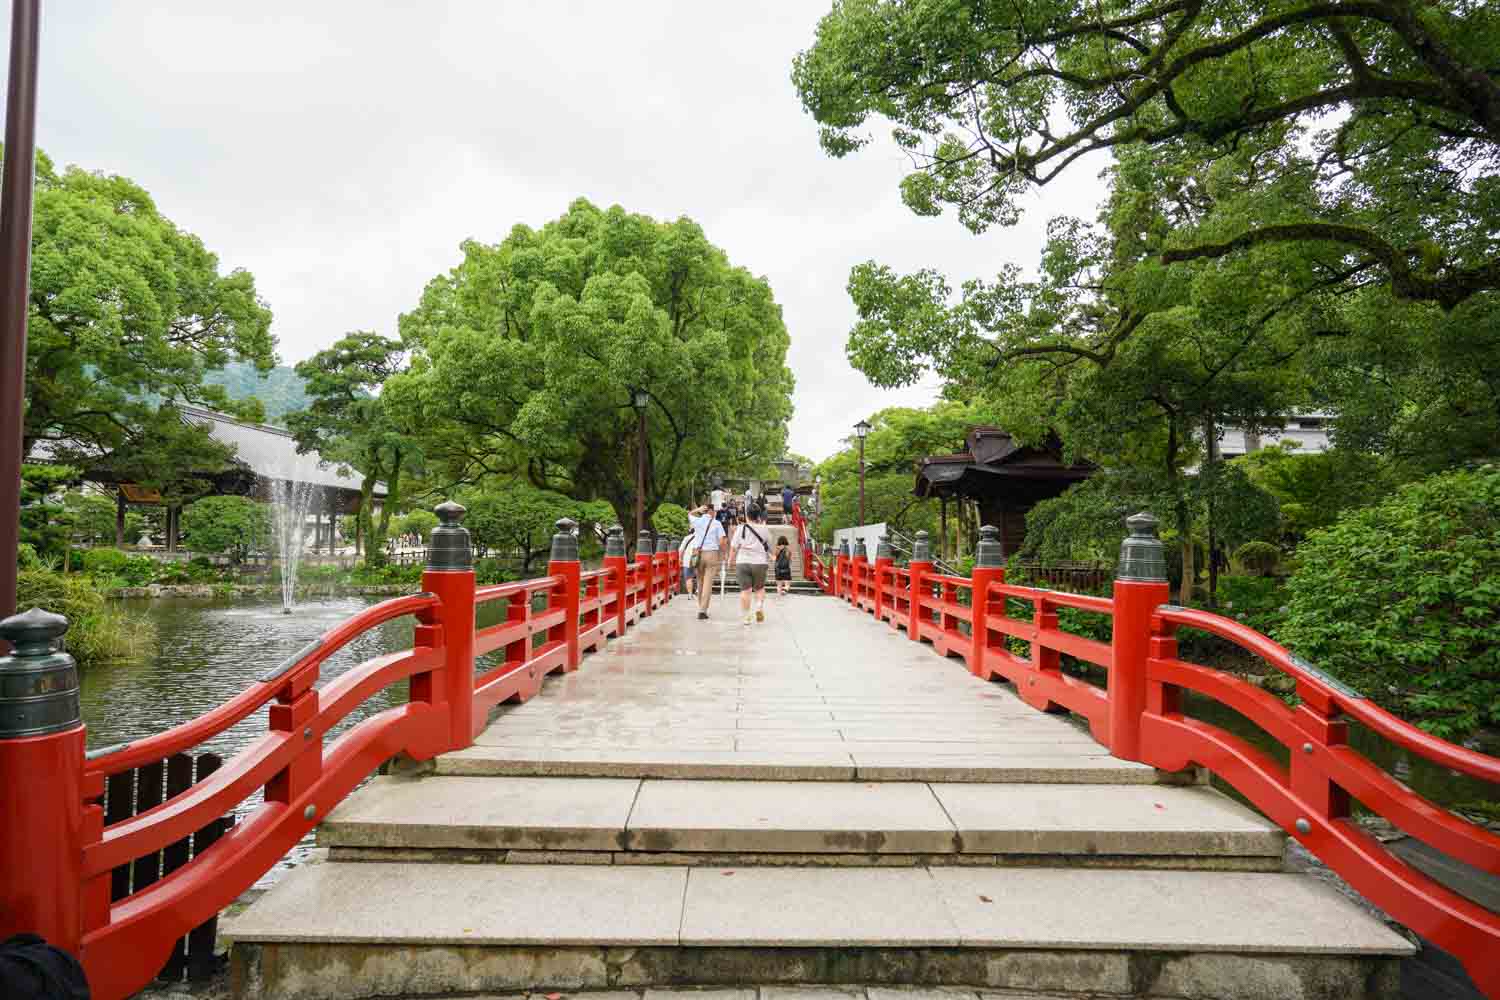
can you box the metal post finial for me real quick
[975,524,1004,568]
[0,608,80,737]
[550,517,580,562]
[426,500,472,571]
[604,525,626,557]
[637,528,654,555]
[912,530,931,562]
[875,536,893,560]
[1117,511,1167,582]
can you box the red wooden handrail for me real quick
[17,523,680,1000]
[824,547,1499,997]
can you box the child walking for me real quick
[774,536,792,596]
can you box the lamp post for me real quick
[631,387,650,543]
[854,419,871,528]
[0,0,40,637]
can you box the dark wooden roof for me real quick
[914,427,1093,505]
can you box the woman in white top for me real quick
[728,504,773,624]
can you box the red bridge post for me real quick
[851,539,867,612]
[909,530,932,641]
[636,530,655,618]
[969,526,1004,677]
[604,526,628,637]
[422,501,477,750]
[0,609,86,954]
[1110,512,1170,761]
[547,518,582,670]
[873,537,893,622]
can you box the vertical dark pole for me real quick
[635,407,646,542]
[0,0,41,633]
[857,436,866,527]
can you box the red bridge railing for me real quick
[0,510,681,1000]
[813,516,1499,997]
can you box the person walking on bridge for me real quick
[687,498,727,620]
[729,503,772,625]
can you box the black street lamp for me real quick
[854,419,871,527]
[631,387,650,542]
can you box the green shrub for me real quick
[152,561,194,584]
[16,543,39,568]
[81,547,130,578]
[15,568,156,665]
[1277,465,1500,738]
[651,503,692,539]
[349,561,423,586]
[1234,540,1281,576]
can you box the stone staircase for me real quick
[223,598,1413,1000]
[701,524,822,595]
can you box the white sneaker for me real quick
[743,614,753,626]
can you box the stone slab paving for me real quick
[928,867,1414,954]
[227,862,1412,955]
[625,780,957,854]
[464,596,1156,784]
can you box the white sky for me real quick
[17,2,1105,461]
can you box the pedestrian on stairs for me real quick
[774,536,792,596]
[729,503,772,625]
[687,499,727,620]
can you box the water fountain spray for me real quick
[267,477,315,614]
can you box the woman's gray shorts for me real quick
[736,563,768,590]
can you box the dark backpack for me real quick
[0,935,90,999]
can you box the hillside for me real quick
[204,361,310,424]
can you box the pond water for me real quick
[83,596,424,882]
[82,596,1496,886]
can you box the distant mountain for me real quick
[203,362,311,424]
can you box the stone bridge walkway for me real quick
[445,593,1154,784]
[225,591,1412,1000]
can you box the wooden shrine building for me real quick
[914,427,1093,558]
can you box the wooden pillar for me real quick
[939,497,948,562]
[114,490,126,548]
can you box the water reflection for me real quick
[83,596,423,883]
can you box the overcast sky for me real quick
[17,2,1105,462]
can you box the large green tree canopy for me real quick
[19,151,276,466]
[793,0,1500,465]
[391,199,794,527]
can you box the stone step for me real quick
[225,861,1413,1000]
[318,776,1284,868]
[433,744,1163,783]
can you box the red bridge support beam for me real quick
[908,531,932,642]
[1110,512,1171,762]
[969,526,1004,678]
[604,526,628,637]
[547,518,582,671]
[421,501,477,751]
[0,610,86,954]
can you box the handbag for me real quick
[690,517,712,571]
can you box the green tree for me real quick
[1278,465,1500,738]
[795,0,1500,465]
[393,509,439,542]
[287,332,418,565]
[19,151,274,464]
[180,496,271,565]
[462,484,583,573]
[813,400,1000,543]
[1238,443,1401,542]
[394,199,794,528]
